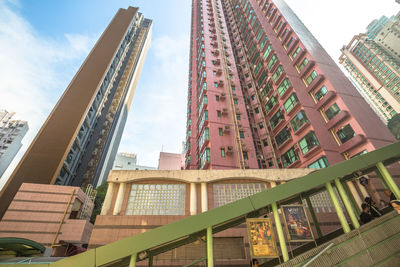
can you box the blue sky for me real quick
[0,0,398,185]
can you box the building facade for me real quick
[340,11,400,123]
[0,110,28,179]
[113,152,156,171]
[158,152,185,170]
[0,183,94,256]
[0,7,152,219]
[91,169,318,265]
[185,0,396,172]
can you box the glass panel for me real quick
[126,184,186,215]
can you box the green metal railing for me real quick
[6,141,400,267]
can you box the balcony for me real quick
[286,38,299,54]
[293,48,306,66]
[302,145,321,158]
[338,134,366,154]
[272,15,282,29]
[267,9,277,23]
[282,29,293,44]
[277,22,288,36]
[314,91,336,110]
[299,60,315,78]
[326,111,350,130]
[306,74,325,93]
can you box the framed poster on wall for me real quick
[281,204,314,242]
[246,218,279,258]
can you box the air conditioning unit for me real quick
[224,125,230,130]
[227,146,233,151]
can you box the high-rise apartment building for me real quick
[0,7,152,219]
[0,110,28,179]
[340,12,400,122]
[185,0,395,171]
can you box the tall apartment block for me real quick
[185,0,395,171]
[340,12,400,122]
[0,110,28,178]
[0,7,152,219]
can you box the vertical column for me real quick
[207,226,214,267]
[334,179,360,229]
[101,182,115,215]
[129,253,137,267]
[346,181,362,210]
[201,183,208,212]
[113,183,126,215]
[190,183,197,215]
[271,202,289,262]
[325,182,350,233]
[376,162,400,199]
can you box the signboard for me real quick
[281,205,313,242]
[246,218,278,258]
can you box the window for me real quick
[231,85,236,91]
[325,103,341,120]
[216,95,220,101]
[243,151,248,160]
[291,47,301,59]
[214,82,219,88]
[277,78,291,96]
[281,146,299,167]
[267,54,278,69]
[315,85,328,101]
[284,93,299,113]
[263,44,273,59]
[272,65,284,83]
[305,70,318,85]
[351,150,367,158]
[221,148,226,158]
[255,107,259,114]
[275,127,291,147]
[239,131,245,139]
[265,96,278,112]
[126,184,185,215]
[257,72,267,86]
[263,139,269,147]
[270,110,284,129]
[198,127,209,148]
[213,183,266,208]
[217,110,222,117]
[285,37,294,48]
[200,148,211,168]
[297,58,308,71]
[290,110,309,132]
[308,157,329,169]
[237,114,241,120]
[234,99,238,105]
[299,131,320,155]
[336,124,355,144]
[219,128,223,136]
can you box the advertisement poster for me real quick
[246,218,278,258]
[281,205,313,242]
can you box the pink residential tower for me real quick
[185,0,395,170]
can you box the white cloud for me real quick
[118,35,189,167]
[0,1,97,187]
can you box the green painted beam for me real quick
[326,182,350,233]
[334,178,360,229]
[206,226,214,267]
